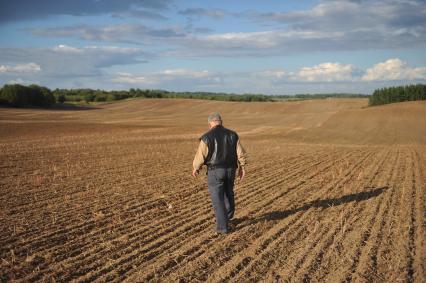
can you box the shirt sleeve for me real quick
[236,139,247,167]
[193,140,208,170]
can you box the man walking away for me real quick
[192,113,247,234]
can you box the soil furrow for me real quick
[247,147,393,282]
[207,149,377,282]
[133,149,371,282]
[18,149,334,282]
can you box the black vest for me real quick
[200,125,239,168]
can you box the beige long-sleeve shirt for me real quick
[192,139,247,170]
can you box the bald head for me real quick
[207,113,223,128]
[208,113,222,123]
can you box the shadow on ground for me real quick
[233,186,388,229]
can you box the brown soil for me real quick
[0,98,424,282]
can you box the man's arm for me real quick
[236,139,247,167]
[236,139,247,181]
[192,140,208,177]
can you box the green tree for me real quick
[58,94,66,104]
[84,93,95,103]
[369,84,426,106]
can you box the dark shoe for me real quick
[215,228,229,235]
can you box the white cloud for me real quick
[200,31,276,48]
[294,62,356,82]
[12,1,425,59]
[255,63,356,82]
[112,68,220,87]
[185,0,425,56]
[192,30,343,51]
[0,44,151,90]
[0,62,41,73]
[174,0,426,57]
[114,59,424,90]
[0,45,148,79]
[52,44,83,53]
[7,78,26,84]
[362,58,426,81]
[256,0,426,32]
[160,68,211,78]
[257,58,426,84]
[257,70,286,79]
[112,72,156,84]
[7,78,39,85]
[52,44,141,54]
[23,1,426,58]
[2,48,426,94]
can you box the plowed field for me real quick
[1,98,425,282]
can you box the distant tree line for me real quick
[49,88,369,103]
[275,93,368,100]
[0,83,372,108]
[369,84,426,106]
[51,88,275,102]
[0,84,55,107]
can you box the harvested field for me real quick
[0,98,425,282]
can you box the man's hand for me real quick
[192,168,199,178]
[238,166,245,182]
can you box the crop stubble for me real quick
[0,99,425,282]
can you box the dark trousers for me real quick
[207,167,236,233]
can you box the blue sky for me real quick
[0,0,425,94]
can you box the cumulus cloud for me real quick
[178,0,426,56]
[184,29,346,54]
[44,44,148,73]
[113,72,155,84]
[160,68,211,78]
[257,70,286,79]
[112,68,221,88]
[7,78,39,85]
[52,44,141,55]
[256,63,356,83]
[256,59,426,83]
[362,58,426,81]
[0,44,149,90]
[254,0,426,31]
[198,31,279,49]
[0,63,41,73]
[293,63,356,82]
[112,64,360,91]
[23,1,426,56]
[52,44,83,54]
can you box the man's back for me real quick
[200,125,239,169]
